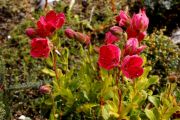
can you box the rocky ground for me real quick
[0,0,34,43]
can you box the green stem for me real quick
[50,92,56,119]
[116,68,122,119]
[53,50,59,81]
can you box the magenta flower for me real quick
[121,55,144,79]
[131,9,149,32]
[124,38,146,56]
[116,10,131,27]
[30,38,51,58]
[36,10,65,37]
[105,31,119,44]
[98,44,121,70]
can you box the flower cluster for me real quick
[98,9,149,79]
[116,9,149,42]
[26,10,65,58]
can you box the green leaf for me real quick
[141,66,152,78]
[148,96,160,108]
[163,106,180,119]
[44,98,52,105]
[102,105,110,120]
[146,75,159,88]
[141,54,147,66]
[145,108,157,120]
[46,57,53,67]
[76,103,98,113]
[42,68,55,77]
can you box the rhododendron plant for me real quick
[24,7,178,120]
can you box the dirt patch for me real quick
[0,0,35,42]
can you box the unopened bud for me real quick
[110,26,123,36]
[65,28,76,39]
[25,28,36,38]
[74,32,90,45]
[39,84,51,94]
[168,75,177,83]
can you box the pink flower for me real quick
[98,44,121,70]
[65,28,76,39]
[121,55,144,79]
[30,38,51,58]
[131,9,149,32]
[137,31,146,42]
[36,10,65,37]
[110,26,123,36]
[105,31,119,44]
[26,28,36,38]
[124,38,146,56]
[116,10,131,27]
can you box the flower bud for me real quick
[65,28,76,39]
[26,28,36,38]
[74,32,90,45]
[168,73,177,83]
[110,26,123,36]
[116,10,131,27]
[131,9,149,32]
[39,84,51,94]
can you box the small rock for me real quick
[19,115,26,120]
[171,28,180,44]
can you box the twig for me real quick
[90,6,95,23]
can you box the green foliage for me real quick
[0,102,6,120]
[142,30,180,83]
[145,83,180,120]
[40,40,178,119]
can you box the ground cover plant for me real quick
[0,0,180,120]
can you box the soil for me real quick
[0,0,34,43]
